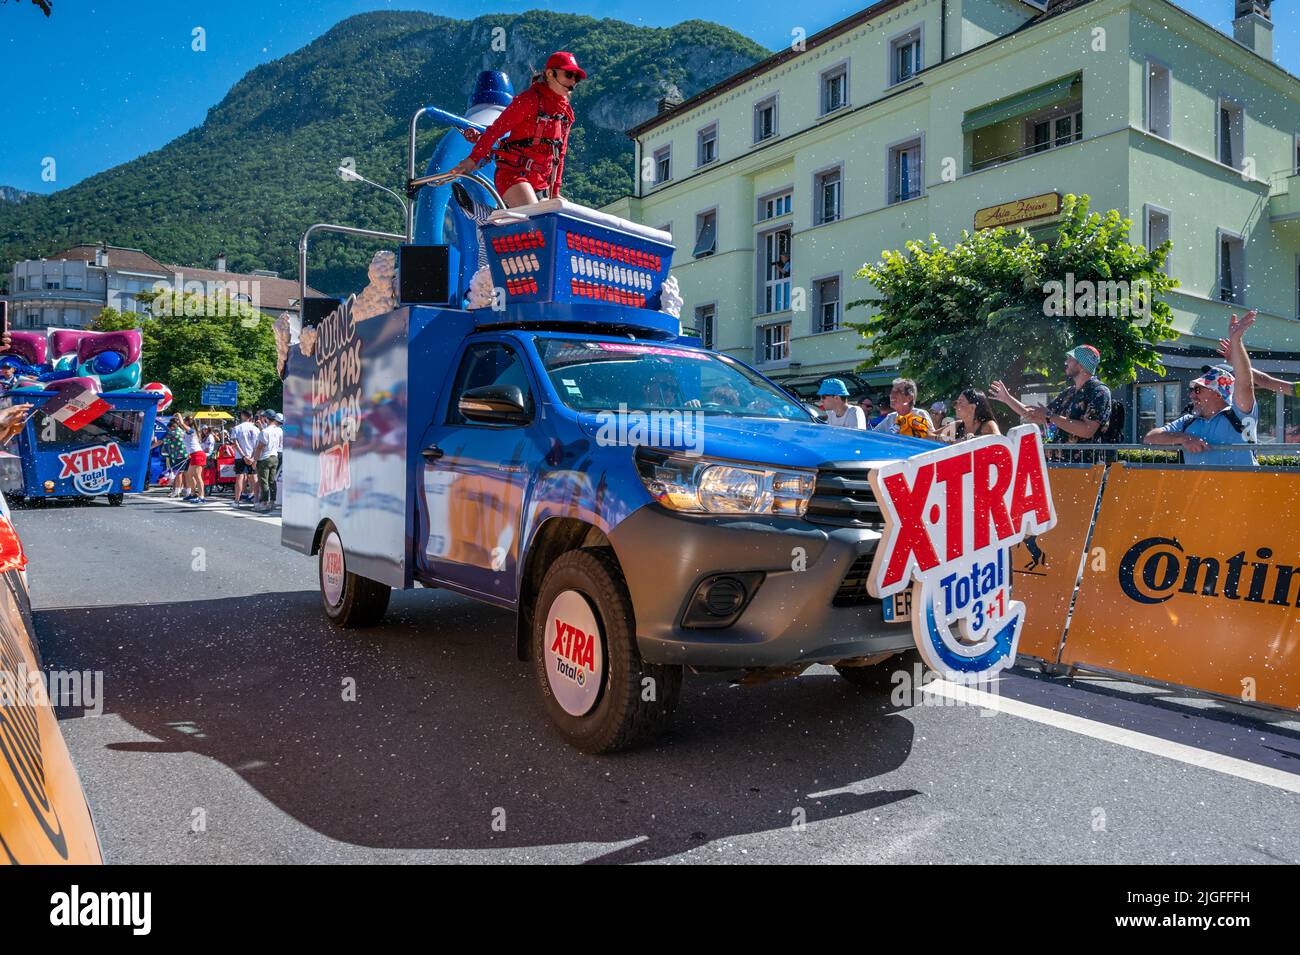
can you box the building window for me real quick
[1218,230,1246,305]
[758,190,792,222]
[1029,106,1082,154]
[693,209,717,258]
[63,308,82,326]
[814,168,841,225]
[1137,381,1183,437]
[761,229,792,314]
[890,29,921,85]
[696,303,716,349]
[1218,98,1244,169]
[65,273,83,290]
[1145,205,1171,273]
[821,64,847,115]
[754,95,778,143]
[652,145,671,185]
[697,124,717,167]
[1146,62,1171,138]
[758,322,790,364]
[814,276,841,332]
[888,139,922,204]
[15,277,24,291]
[45,279,60,290]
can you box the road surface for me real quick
[14,491,1300,864]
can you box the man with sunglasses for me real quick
[453,52,585,207]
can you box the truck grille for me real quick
[832,554,879,607]
[805,467,884,529]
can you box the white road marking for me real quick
[150,495,280,526]
[923,679,1300,795]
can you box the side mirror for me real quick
[459,384,531,425]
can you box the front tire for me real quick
[532,548,681,754]
[318,521,390,628]
[106,494,124,507]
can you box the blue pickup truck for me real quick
[282,81,934,752]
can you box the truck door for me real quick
[419,339,539,606]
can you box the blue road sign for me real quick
[201,381,239,406]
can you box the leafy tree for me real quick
[92,292,281,413]
[851,194,1179,407]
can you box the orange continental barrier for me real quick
[0,511,102,864]
[1063,463,1300,710]
[1010,464,1105,661]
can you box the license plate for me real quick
[882,588,912,624]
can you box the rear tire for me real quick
[318,521,390,628]
[532,548,681,754]
[106,494,124,507]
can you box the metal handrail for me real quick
[406,105,503,239]
[297,223,408,322]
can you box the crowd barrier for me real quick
[0,500,101,865]
[1016,450,1300,712]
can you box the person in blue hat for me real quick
[818,378,866,429]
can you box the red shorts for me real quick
[494,166,552,199]
[188,452,208,467]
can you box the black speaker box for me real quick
[302,296,342,327]
[398,244,451,305]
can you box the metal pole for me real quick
[298,223,408,320]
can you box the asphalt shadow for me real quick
[36,590,919,862]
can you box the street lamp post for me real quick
[338,166,411,241]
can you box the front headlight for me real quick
[637,450,814,516]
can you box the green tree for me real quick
[851,194,1179,408]
[92,292,282,412]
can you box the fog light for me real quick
[43,480,55,493]
[682,572,764,629]
[121,478,132,489]
[703,577,746,616]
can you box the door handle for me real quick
[421,444,443,461]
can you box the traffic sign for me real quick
[201,381,238,406]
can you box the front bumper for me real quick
[609,503,915,668]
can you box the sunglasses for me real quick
[555,69,582,82]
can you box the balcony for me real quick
[1268,171,1300,237]
[964,74,1083,174]
[6,287,104,305]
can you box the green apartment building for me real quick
[604,0,1300,441]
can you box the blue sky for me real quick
[1,0,1294,192]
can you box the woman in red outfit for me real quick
[452,51,585,207]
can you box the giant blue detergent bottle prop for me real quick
[412,70,514,305]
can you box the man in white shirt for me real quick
[818,378,866,429]
[253,410,283,513]
[230,409,261,507]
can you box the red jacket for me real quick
[469,82,575,193]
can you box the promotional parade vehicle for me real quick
[282,74,1053,752]
[0,329,167,506]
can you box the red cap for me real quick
[545,51,586,80]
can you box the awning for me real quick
[962,75,1079,133]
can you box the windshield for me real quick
[534,338,813,421]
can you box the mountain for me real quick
[0,186,34,204]
[0,11,766,296]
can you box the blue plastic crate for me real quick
[482,210,673,308]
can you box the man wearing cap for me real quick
[1146,310,1258,467]
[451,52,584,207]
[991,344,1112,444]
[252,410,283,513]
[818,378,866,429]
